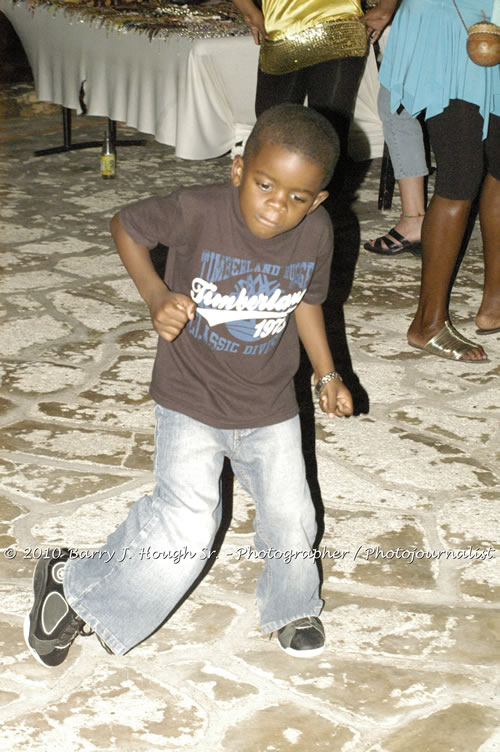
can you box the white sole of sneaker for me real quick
[23,613,48,667]
[278,643,325,658]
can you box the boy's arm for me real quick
[232,0,266,43]
[361,0,399,42]
[295,300,353,418]
[110,213,196,342]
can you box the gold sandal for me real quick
[409,320,489,362]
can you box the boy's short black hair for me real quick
[243,103,340,188]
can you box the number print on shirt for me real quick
[187,250,315,355]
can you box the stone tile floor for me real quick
[0,86,499,751]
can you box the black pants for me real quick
[426,99,500,200]
[256,56,366,193]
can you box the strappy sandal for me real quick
[364,228,422,256]
[409,320,489,362]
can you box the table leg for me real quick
[34,108,147,156]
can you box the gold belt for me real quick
[259,19,368,75]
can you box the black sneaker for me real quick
[277,616,325,657]
[24,548,93,667]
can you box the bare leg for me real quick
[396,176,426,241]
[475,174,500,332]
[407,193,487,360]
[365,175,425,250]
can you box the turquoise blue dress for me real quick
[379,0,500,138]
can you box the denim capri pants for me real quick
[377,84,428,180]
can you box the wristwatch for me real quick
[314,371,342,398]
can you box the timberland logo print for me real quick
[187,250,314,355]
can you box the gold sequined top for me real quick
[259,0,367,74]
[262,0,363,40]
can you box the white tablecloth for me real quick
[2,0,383,160]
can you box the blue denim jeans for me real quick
[64,406,322,655]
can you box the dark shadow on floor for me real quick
[325,157,371,417]
[294,156,372,588]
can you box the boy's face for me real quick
[231,143,329,239]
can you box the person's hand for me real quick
[361,6,394,43]
[148,289,196,342]
[242,6,266,44]
[318,381,354,418]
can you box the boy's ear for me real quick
[231,155,244,187]
[307,190,329,214]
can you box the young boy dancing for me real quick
[25,103,353,667]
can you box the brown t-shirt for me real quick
[120,181,333,429]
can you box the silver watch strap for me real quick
[314,371,342,398]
